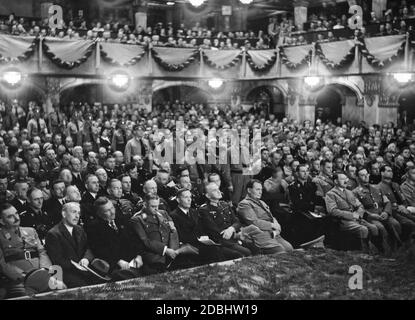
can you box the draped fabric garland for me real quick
[42,38,95,70]
[279,46,312,70]
[315,42,355,70]
[0,35,410,74]
[202,50,243,70]
[151,47,199,71]
[358,38,405,69]
[100,43,147,67]
[0,35,37,64]
[246,50,278,72]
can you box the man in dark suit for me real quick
[80,174,100,223]
[43,180,67,226]
[45,202,96,288]
[10,181,29,214]
[86,197,143,279]
[170,189,234,265]
[104,156,118,180]
[288,164,327,247]
[70,157,85,193]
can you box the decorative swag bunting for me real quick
[0,35,410,73]
[246,50,278,72]
[151,47,199,71]
[100,43,147,67]
[279,46,312,70]
[42,38,95,70]
[202,50,243,70]
[315,42,355,70]
[0,35,37,64]
[358,37,405,69]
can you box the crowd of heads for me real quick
[0,11,271,50]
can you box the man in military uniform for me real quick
[120,174,142,206]
[48,104,66,135]
[207,172,231,203]
[136,180,171,213]
[237,180,293,254]
[170,189,236,265]
[353,168,401,253]
[345,164,358,191]
[107,179,135,219]
[378,165,415,241]
[173,175,205,210]
[288,165,326,248]
[401,166,415,207]
[10,181,29,214]
[199,183,252,257]
[154,170,177,205]
[128,194,193,273]
[325,173,376,252]
[9,162,35,191]
[312,160,335,199]
[0,203,53,298]
[0,174,14,204]
[20,188,55,242]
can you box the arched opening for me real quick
[60,81,138,107]
[152,85,213,110]
[246,85,285,119]
[398,88,415,126]
[315,86,343,124]
[60,83,104,106]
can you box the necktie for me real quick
[37,119,41,133]
[109,220,118,232]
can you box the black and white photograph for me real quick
[0,0,415,305]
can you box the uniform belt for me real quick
[231,170,243,174]
[4,251,39,263]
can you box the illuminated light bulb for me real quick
[304,76,321,87]
[189,0,205,7]
[393,73,412,84]
[208,78,224,89]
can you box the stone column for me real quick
[298,93,316,124]
[286,88,300,121]
[44,77,61,114]
[372,0,387,19]
[293,0,308,30]
[136,80,153,113]
[133,0,148,29]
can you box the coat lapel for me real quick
[59,222,78,253]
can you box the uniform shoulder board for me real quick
[132,210,144,218]
[200,203,208,207]
[19,210,27,216]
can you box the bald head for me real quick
[66,185,81,202]
[143,180,157,195]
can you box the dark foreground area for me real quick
[25,248,415,300]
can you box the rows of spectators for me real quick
[1,96,415,298]
[270,1,415,47]
[2,1,415,49]
[0,13,271,49]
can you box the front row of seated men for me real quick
[0,178,298,298]
[2,166,415,298]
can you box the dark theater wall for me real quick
[0,0,34,17]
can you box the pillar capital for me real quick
[293,0,309,7]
